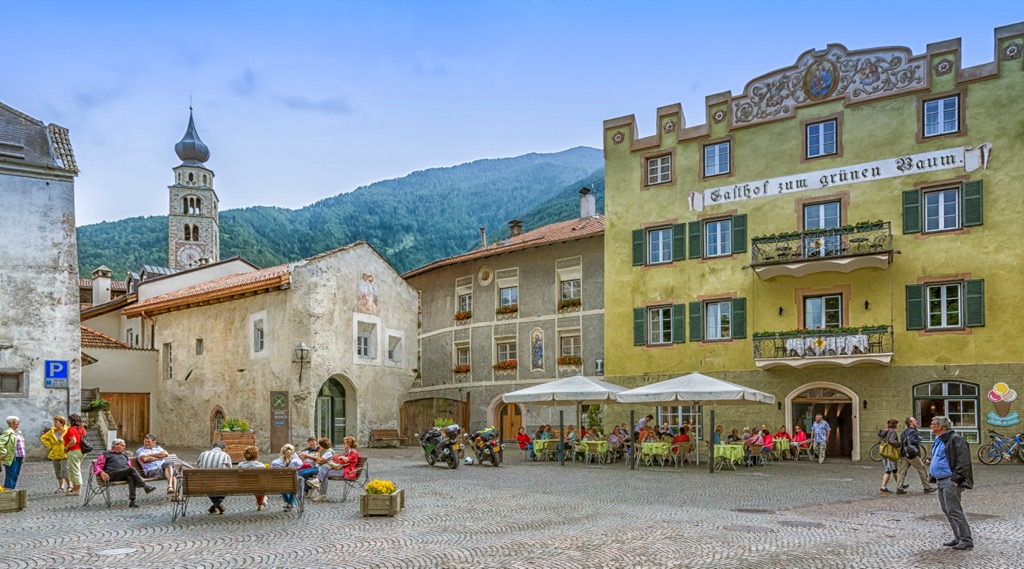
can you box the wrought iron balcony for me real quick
[752,327,893,369]
[750,221,894,279]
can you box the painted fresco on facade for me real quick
[357,272,378,315]
[987,382,1019,427]
[531,328,544,371]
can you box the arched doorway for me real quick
[786,382,860,460]
[209,406,225,445]
[315,378,347,444]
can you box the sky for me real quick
[4,2,1020,226]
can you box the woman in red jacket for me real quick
[516,427,535,460]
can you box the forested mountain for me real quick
[78,147,605,278]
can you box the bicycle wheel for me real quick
[919,442,932,460]
[1016,444,1024,463]
[977,444,1001,465]
[868,443,881,462]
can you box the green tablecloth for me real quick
[774,439,790,453]
[533,439,557,460]
[580,440,608,455]
[715,444,744,465]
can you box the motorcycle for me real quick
[418,424,462,469]
[465,426,502,467]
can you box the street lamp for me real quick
[294,342,311,383]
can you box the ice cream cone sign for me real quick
[987,382,1020,427]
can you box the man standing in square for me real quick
[927,416,974,550]
[811,414,830,464]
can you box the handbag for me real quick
[78,429,94,454]
[879,441,898,461]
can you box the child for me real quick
[271,444,303,511]
[238,445,268,511]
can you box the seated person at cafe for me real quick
[773,425,792,458]
[712,425,724,444]
[637,426,656,443]
[516,427,536,460]
[582,427,600,441]
[94,438,156,507]
[540,425,555,440]
[761,429,774,454]
[741,427,752,441]
[135,434,177,495]
[743,429,765,465]
[607,427,625,457]
[727,428,741,443]
[534,425,547,441]
[674,424,692,444]
[792,425,810,450]
[565,425,578,443]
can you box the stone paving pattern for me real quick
[1,447,1022,568]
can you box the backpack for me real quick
[78,429,94,454]
[901,430,919,459]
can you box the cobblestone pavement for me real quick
[1,447,1022,569]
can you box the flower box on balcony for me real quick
[452,364,471,374]
[753,325,888,338]
[454,310,473,321]
[495,304,518,316]
[558,298,582,311]
[557,355,583,366]
[492,360,518,372]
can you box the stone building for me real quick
[404,189,604,439]
[0,101,80,455]
[122,242,418,449]
[602,22,1024,458]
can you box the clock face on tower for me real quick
[175,243,204,268]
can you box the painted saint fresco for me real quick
[356,272,378,315]
[531,328,544,371]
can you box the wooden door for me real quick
[102,393,150,444]
[499,403,522,442]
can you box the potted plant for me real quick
[454,310,473,321]
[433,417,455,428]
[88,398,111,411]
[360,478,404,517]
[558,297,582,311]
[452,364,471,374]
[492,359,518,372]
[557,355,583,366]
[495,304,519,316]
[214,417,255,462]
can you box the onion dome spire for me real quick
[174,108,210,165]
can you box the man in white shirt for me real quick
[136,434,176,496]
[197,441,232,514]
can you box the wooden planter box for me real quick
[215,431,256,463]
[0,490,27,514]
[360,489,405,517]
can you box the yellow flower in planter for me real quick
[365,479,397,495]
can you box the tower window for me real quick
[193,225,199,241]
[184,224,192,241]
[202,174,207,185]
[188,172,194,183]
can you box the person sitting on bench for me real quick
[93,439,156,508]
[136,434,177,496]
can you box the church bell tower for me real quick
[168,109,219,269]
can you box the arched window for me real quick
[177,172,181,183]
[202,174,207,185]
[188,172,194,183]
[193,225,200,241]
[913,381,980,443]
[184,224,192,241]
[194,197,202,215]
[182,197,189,215]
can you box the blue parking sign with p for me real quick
[45,360,68,388]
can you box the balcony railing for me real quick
[752,327,893,369]
[750,222,893,279]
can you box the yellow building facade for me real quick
[603,23,1024,459]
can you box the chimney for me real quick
[91,266,113,305]
[508,220,523,237]
[479,227,487,247]
[579,187,596,218]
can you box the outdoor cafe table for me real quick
[637,442,670,466]
[774,438,791,457]
[580,440,609,463]
[533,439,558,461]
[714,443,744,470]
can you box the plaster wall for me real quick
[0,173,80,457]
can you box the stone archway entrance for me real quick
[786,382,860,460]
[315,377,351,444]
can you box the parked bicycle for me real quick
[869,440,932,462]
[977,430,1024,465]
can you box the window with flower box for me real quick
[558,335,582,366]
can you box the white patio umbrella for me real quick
[615,371,775,469]
[503,375,625,465]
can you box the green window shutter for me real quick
[671,304,686,343]
[632,229,645,266]
[633,307,646,345]
[731,297,746,339]
[688,221,703,259]
[902,189,921,234]
[905,284,925,330]
[731,214,747,254]
[689,301,703,342]
[962,180,983,227]
[671,224,687,262]
[964,279,985,327]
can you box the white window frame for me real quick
[924,95,959,137]
[499,286,518,308]
[705,300,732,341]
[803,201,842,257]
[648,306,672,345]
[927,283,962,330]
[353,315,381,365]
[658,405,703,440]
[806,120,837,158]
[560,334,582,357]
[804,295,842,330]
[456,345,470,366]
[249,311,268,358]
[458,293,472,312]
[924,188,961,233]
[647,155,671,185]
[163,343,173,380]
[385,329,404,367]
[914,382,979,443]
[560,279,581,300]
[496,341,517,363]
[647,227,672,265]
[703,142,730,177]
[705,219,732,257]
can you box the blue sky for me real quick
[4,2,1020,225]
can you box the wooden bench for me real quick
[83,455,187,508]
[369,428,404,448]
[323,456,369,501]
[171,468,303,521]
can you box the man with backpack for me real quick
[896,416,935,494]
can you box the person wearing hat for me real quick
[197,440,232,514]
